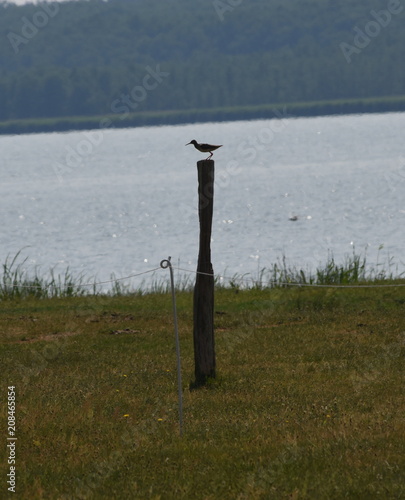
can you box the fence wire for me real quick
[1,262,405,292]
[174,266,405,289]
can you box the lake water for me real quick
[1,112,404,290]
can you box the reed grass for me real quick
[1,248,403,300]
[215,247,403,290]
[0,250,95,300]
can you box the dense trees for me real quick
[0,0,404,123]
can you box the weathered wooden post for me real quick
[193,159,216,387]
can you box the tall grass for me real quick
[218,248,404,290]
[1,248,403,300]
[0,250,94,300]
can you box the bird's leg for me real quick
[206,152,213,160]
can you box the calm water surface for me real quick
[1,112,404,289]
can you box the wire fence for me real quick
[174,266,405,289]
[0,267,162,291]
[1,259,405,295]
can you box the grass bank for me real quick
[1,282,404,498]
[1,248,403,300]
[1,95,405,135]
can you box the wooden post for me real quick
[193,159,216,387]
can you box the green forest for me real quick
[1,0,405,132]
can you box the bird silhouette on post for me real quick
[186,140,222,160]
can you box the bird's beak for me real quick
[185,142,191,146]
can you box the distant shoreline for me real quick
[1,94,405,136]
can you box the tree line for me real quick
[0,0,404,123]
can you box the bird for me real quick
[185,140,222,160]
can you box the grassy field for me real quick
[1,283,404,499]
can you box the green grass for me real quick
[0,250,96,300]
[1,283,404,499]
[1,248,403,300]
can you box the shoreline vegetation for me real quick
[1,253,404,497]
[1,95,405,136]
[1,249,404,300]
